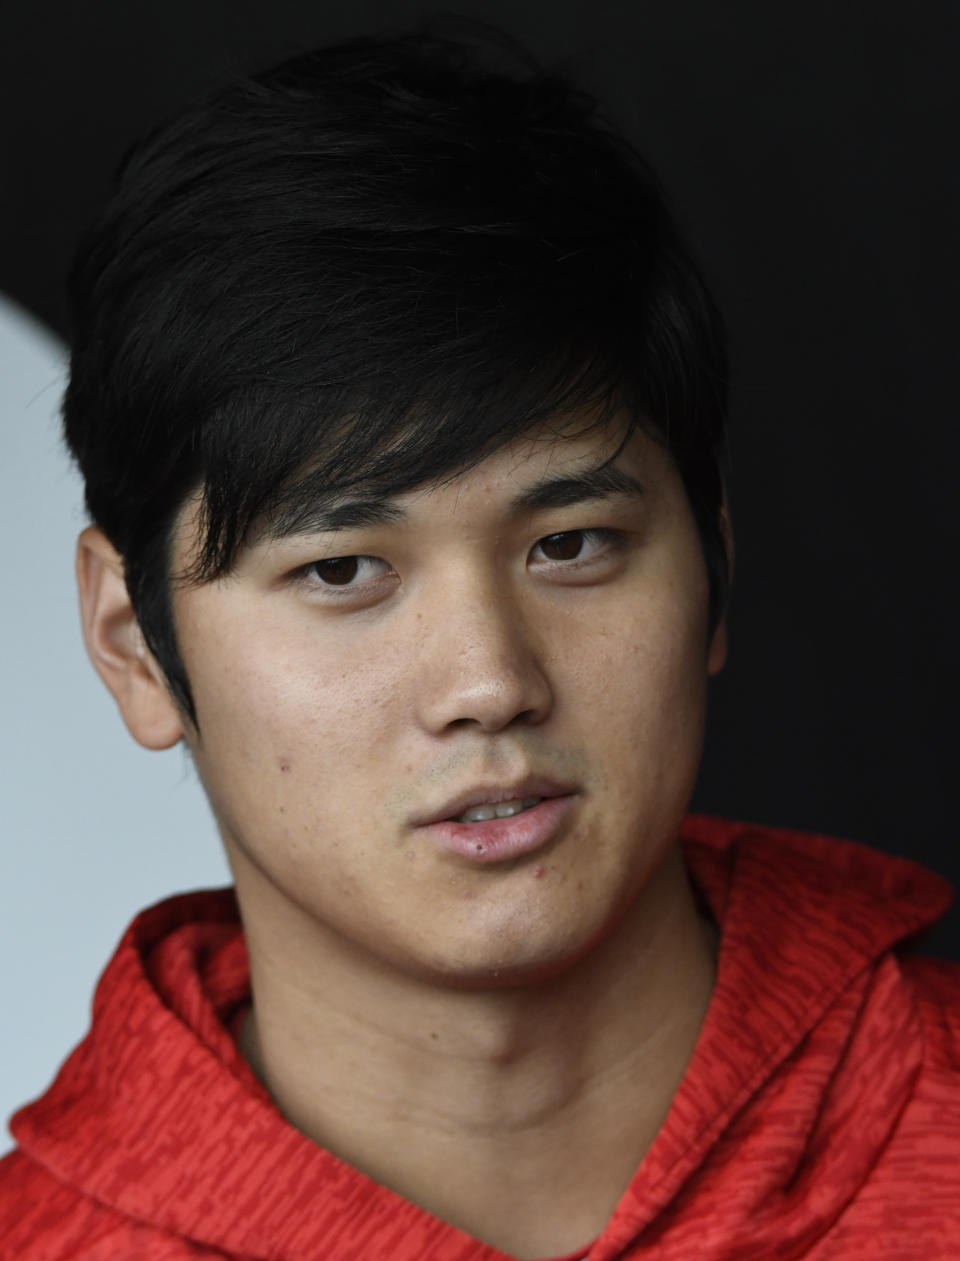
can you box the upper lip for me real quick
[414,774,578,826]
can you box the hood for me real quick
[9,815,955,1260]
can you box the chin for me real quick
[406,914,617,993]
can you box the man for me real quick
[2,20,957,1260]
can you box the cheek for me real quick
[182,610,412,798]
[567,583,710,797]
[574,584,708,713]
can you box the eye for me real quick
[304,555,391,587]
[531,529,620,565]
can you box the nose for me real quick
[414,571,554,735]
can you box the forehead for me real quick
[263,421,674,534]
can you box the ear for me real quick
[76,526,186,750]
[706,491,734,677]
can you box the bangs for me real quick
[188,346,636,583]
[177,210,725,584]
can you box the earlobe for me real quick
[716,483,735,585]
[706,491,734,677]
[707,619,728,676]
[76,527,185,750]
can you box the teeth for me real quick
[458,804,498,823]
[456,796,541,824]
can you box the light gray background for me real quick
[0,294,231,1154]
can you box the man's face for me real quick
[171,421,726,987]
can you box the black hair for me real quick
[62,16,730,726]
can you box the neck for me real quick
[235,843,717,1259]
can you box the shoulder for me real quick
[0,1148,214,1261]
[0,1147,107,1260]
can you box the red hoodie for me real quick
[3,815,960,1260]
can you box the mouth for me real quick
[414,778,579,865]
[415,776,578,828]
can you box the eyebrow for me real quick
[510,462,646,513]
[263,459,646,541]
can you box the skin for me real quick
[78,419,729,1259]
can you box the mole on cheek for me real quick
[278,757,293,774]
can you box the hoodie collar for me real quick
[13,816,954,1260]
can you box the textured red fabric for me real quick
[3,815,960,1260]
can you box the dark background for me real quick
[3,0,957,956]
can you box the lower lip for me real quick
[422,795,577,864]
